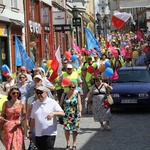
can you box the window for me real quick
[11,0,18,8]
[0,0,3,4]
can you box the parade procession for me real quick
[0,0,150,150]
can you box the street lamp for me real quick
[72,6,80,46]
[96,12,101,40]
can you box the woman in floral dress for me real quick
[0,86,26,150]
[60,82,82,150]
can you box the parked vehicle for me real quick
[111,66,150,106]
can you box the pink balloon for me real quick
[64,52,71,59]
[62,78,70,85]
[87,66,95,74]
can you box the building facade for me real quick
[25,0,53,67]
[0,0,25,74]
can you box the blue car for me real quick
[111,66,150,105]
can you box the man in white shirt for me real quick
[29,86,65,150]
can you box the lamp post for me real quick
[72,6,79,46]
[98,0,108,37]
[96,12,101,40]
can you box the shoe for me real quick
[72,146,76,150]
[66,146,70,150]
[105,125,111,131]
[99,126,104,131]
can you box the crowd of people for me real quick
[0,31,150,150]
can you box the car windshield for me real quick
[113,69,150,83]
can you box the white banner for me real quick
[120,0,150,9]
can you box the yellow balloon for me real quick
[46,60,52,68]
[132,51,138,59]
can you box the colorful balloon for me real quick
[87,66,95,74]
[64,51,71,59]
[71,54,78,61]
[99,65,106,73]
[132,51,138,59]
[62,78,70,85]
[1,64,11,73]
[70,78,77,84]
[104,61,110,67]
[46,60,52,68]
[41,63,48,72]
[2,71,8,76]
[112,50,118,55]
[104,67,113,77]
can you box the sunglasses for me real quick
[6,76,10,79]
[69,86,76,89]
[21,70,25,72]
[20,76,25,79]
[35,90,44,95]
[12,92,19,95]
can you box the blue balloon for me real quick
[1,64,11,73]
[122,42,126,46]
[71,55,77,61]
[104,67,113,77]
[104,61,110,67]
[41,63,48,72]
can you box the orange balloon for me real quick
[46,60,52,68]
[99,65,106,73]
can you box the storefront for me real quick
[0,17,10,81]
[25,0,53,67]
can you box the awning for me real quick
[120,0,150,9]
[0,16,11,24]
[10,19,24,27]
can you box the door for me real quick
[0,37,9,81]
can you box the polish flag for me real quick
[112,11,132,29]
[49,46,62,82]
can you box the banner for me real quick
[15,36,35,70]
[84,27,99,50]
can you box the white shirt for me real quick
[30,97,63,136]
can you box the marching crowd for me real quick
[0,31,150,150]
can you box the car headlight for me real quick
[111,94,120,97]
[139,93,149,97]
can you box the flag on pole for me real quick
[15,36,35,70]
[112,11,134,29]
[71,38,81,54]
[84,27,99,50]
[49,46,62,82]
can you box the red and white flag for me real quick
[112,11,133,29]
[49,46,62,82]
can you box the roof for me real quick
[0,16,11,24]
[10,19,24,27]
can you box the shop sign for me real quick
[44,26,50,32]
[29,20,41,34]
[53,11,66,25]
[54,24,72,32]
[0,24,7,37]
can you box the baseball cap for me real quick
[67,64,73,69]
[36,86,49,92]
[34,75,42,80]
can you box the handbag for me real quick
[58,117,64,125]
[107,94,114,105]
[105,85,114,105]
